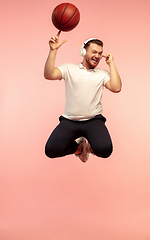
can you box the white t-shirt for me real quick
[58,63,110,121]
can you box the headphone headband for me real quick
[83,38,97,46]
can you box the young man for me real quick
[44,32,122,163]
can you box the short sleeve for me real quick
[103,71,110,85]
[57,64,68,80]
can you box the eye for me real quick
[92,50,97,54]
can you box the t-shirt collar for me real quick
[79,63,96,72]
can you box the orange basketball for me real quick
[52,3,80,32]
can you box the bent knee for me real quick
[93,143,113,158]
[45,144,58,158]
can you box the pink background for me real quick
[1,0,150,239]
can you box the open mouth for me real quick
[92,58,98,63]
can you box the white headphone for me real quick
[79,38,97,57]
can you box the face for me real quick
[82,43,103,70]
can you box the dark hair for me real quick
[84,39,103,49]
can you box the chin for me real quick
[90,63,98,68]
[86,59,98,69]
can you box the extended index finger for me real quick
[57,30,61,37]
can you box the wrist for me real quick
[108,61,115,68]
[50,47,58,51]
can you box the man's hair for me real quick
[84,39,103,49]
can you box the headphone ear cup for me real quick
[82,48,86,56]
[79,46,86,57]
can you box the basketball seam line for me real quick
[60,3,69,25]
[60,8,78,26]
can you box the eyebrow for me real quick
[92,50,103,54]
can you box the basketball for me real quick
[52,3,80,32]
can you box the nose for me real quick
[95,53,99,58]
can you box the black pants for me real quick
[45,114,113,158]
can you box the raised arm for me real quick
[44,31,67,80]
[103,54,122,93]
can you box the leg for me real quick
[81,115,113,158]
[45,116,81,158]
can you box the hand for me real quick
[49,31,67,50]
[102,53,114,65]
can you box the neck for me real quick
[81,61,93,70]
